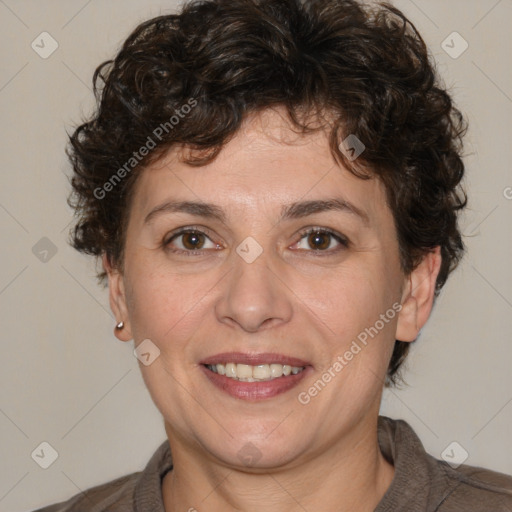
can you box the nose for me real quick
[214,248,293,333]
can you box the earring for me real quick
[116,321,124,330]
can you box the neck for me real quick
[162,415,394,512]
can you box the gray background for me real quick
[0,1,511,510]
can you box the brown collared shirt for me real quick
[33,416,512,511]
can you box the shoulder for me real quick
[31,439,172,512]
[30,474,138,512]
[437,462,512,511]
[376,416,512,511]
[30,472,139,512]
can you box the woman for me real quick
[35,0,512,510]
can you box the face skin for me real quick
[105,107,441,512]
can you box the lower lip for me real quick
[200,364,311,401]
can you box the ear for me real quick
[395,246,442,342]
[102,253,133,342]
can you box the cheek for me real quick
[301,263,397,339]
[124,260,216,346]
[300,265,401,403]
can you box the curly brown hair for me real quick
[67,0,467,386]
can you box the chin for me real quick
[199,423,308,469]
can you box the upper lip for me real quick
[200,352,310,367]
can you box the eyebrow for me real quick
[144,197,370,226]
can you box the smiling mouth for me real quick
[204,363,305,382]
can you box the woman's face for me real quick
[108,108,424,469]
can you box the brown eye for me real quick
[181,231,206,250]
[293,228,349,254]
[165,228,219,254]
[307,231,331,250]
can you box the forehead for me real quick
[131,109,389,224]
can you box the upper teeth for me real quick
[206,363,305,381]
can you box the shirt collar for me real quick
[375,416,458,511]
[133,416,458,512]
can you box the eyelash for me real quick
[295,227,349,255]
[163,226,349,257]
